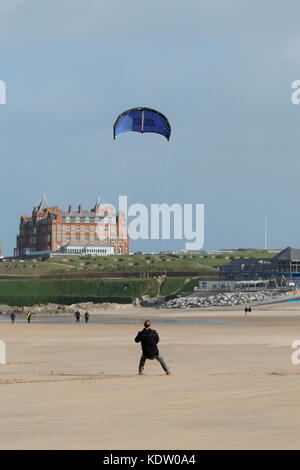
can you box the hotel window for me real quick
[66,235,71,241]
[85,217,90,223]
[75,217,80,223]
[85,234,90,241]
[95,217,99,223]
[76,234,80,241]
[65,217,70,223]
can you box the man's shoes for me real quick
[166,371,171,375]
[138,372,144,375]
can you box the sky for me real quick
[1,0,300,255]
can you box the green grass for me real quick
[0,278,159,306]
[159,275,219,297]
[0,250,278,306]
[0,274,221,306]
[159,278,187,296]
[0,250,276,277]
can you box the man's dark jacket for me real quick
[135,327,159,359]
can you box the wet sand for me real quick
[1,302,300,449]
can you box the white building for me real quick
[60,244,114,256]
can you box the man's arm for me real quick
[155,331,160,344]
[135,331,141,343]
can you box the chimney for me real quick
[78,205,83,213]
[68,205,72,213]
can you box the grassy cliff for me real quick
[0,250,274,277]
[0,250,276,305]
[0,278,159,306]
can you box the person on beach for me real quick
[84,311,90,323]
[244,307,248,315]
[26,311,31,323]
[10,311,16,324]
[135,320,171,376]
[75,310,81,323]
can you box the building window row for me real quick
[65,217,96,223]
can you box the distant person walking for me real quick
[244,306,252,315]
[26,311,32,323]
[75,310,81,323]
[84,311,90,323]
[10,311,16,324]
[135,320,171,375]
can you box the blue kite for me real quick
[113,107,171,141]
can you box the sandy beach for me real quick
[1,302,300,449]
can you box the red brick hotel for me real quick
[15,195,128,258]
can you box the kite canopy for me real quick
[113,107,171,141]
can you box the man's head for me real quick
[144,320,151,328]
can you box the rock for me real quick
[163,290,286,309]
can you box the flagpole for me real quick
[264,217,267,250]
